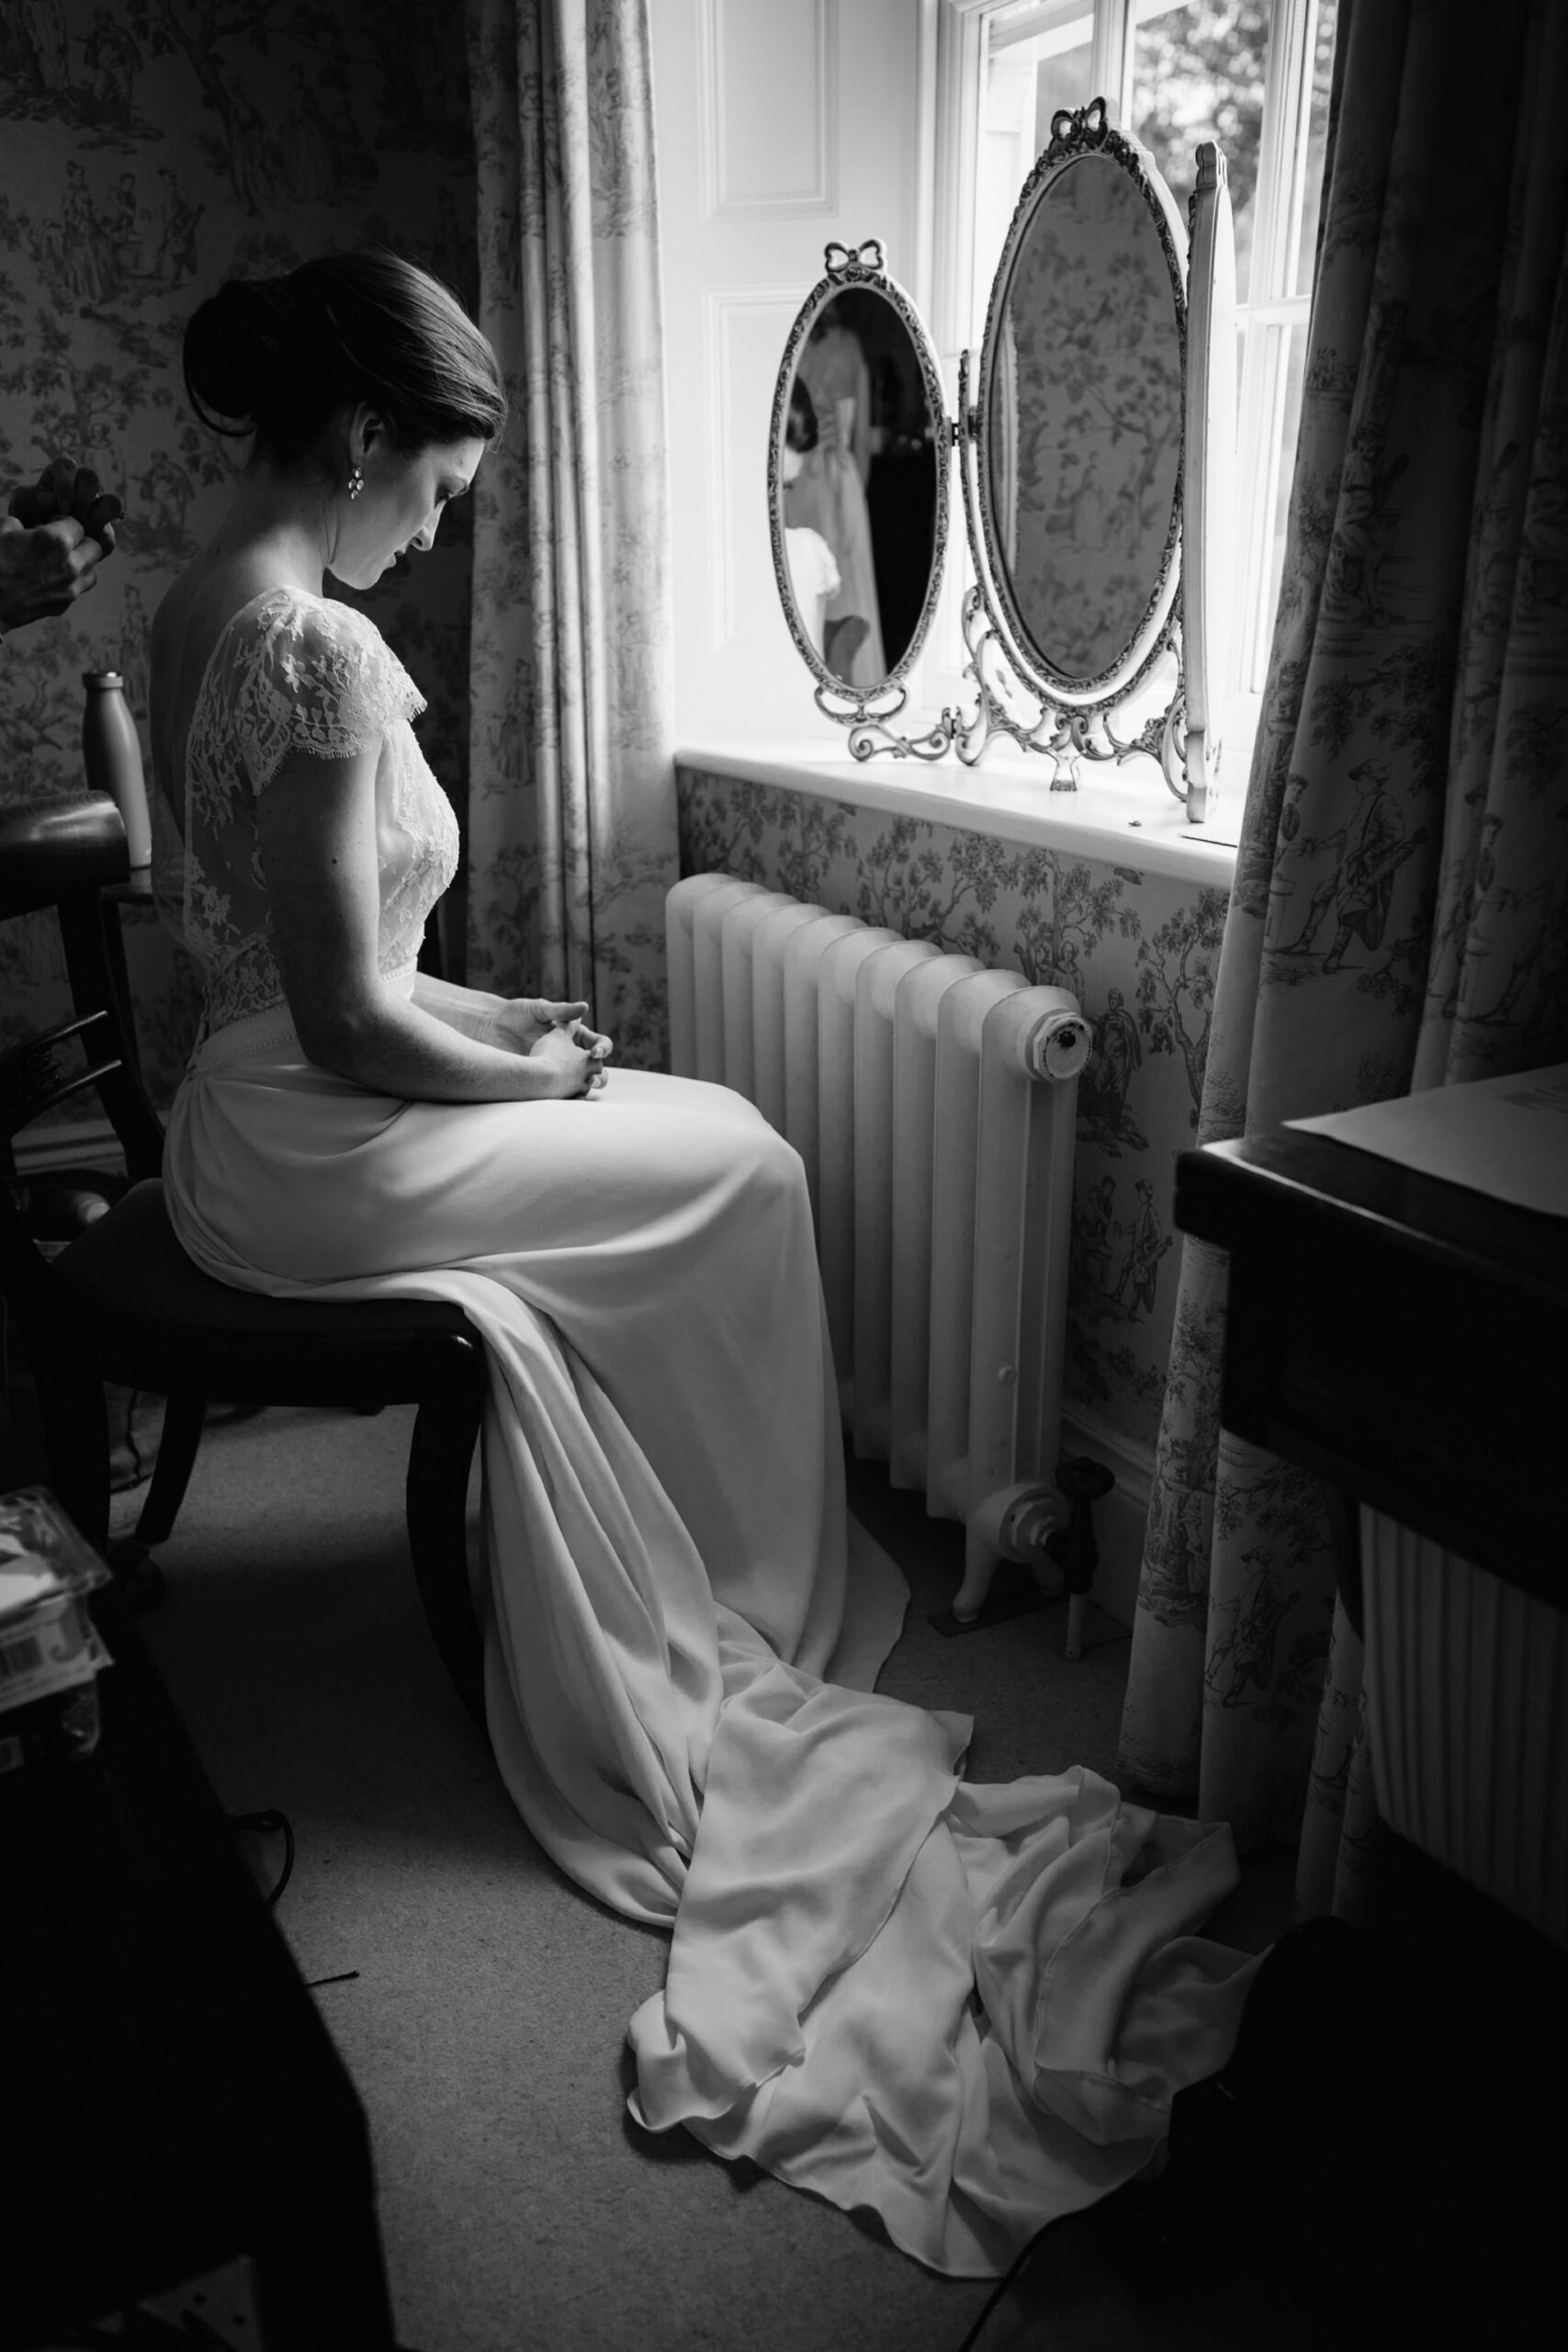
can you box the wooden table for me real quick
[1173,1125,1568,1636]
[0,1577,398,2349]
[1174,1123,1567,2316]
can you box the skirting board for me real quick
[1057,1401,1154,1634]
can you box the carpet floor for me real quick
[92,1401,1538,2352]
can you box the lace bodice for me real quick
[151,586,458,1044]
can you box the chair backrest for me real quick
[0,1009,146,1151]
[0,799,165,1184]
[0,798,129,922]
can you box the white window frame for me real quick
[917,0,1331,747]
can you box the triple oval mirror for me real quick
[767,98,1235,822]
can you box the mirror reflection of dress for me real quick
[795,321,886,688]
[784,525,840,658]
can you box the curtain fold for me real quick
[1118,0,1568,1914]
[465,0,677,1068]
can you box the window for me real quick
[928,0,1337,745]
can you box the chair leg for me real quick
[35,1362,112,1555]
[135,1393,206,1545]
[405,1346,486,1727]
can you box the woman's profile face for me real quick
[331,428,486,591]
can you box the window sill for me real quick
[674,729,1244,889]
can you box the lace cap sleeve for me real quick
[231,591,427,792]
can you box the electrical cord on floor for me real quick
[952,2215,1065,2352]
[951,2200,1350,2352]
[220,1816,364,1991]
[227,1807,295,1908]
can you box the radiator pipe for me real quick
[958,1455,1114,1658]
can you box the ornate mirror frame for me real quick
[767,239,954,762]
[974,107,1187,712]
[763,113,1235,818]
[954,101,1234,817]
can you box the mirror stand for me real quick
[846,718,958,763]
[951,602,1190,795]
[949,583,1189,795]
[949,345,1188,792]
[840,689,956,766]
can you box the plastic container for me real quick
[0,1487,113,1776]
[82,669,151,868]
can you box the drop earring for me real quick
[347,464,365,501]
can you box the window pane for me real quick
[976,5,1094,334]
[1132,0,1272,303]
[1254,318,1307,687]
[1292,0,1338,298]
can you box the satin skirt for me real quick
[164,1005,1263,2277]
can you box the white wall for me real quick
[650,0,927,742]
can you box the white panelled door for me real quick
[650,0,924,741]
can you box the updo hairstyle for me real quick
[183,249,506,468]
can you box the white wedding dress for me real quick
[152,586,1263,2278]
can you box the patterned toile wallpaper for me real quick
[676,766,1226,1455]
[0,0,478,1107]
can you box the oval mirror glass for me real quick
[983,149,1184,687]
[773,272,948,698]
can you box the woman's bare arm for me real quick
[255,747,599,1102]
[412,964,613,1074]
[410,969,510,1040]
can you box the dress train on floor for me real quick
[164,1012,1262,2277]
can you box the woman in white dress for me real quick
[781,379,840,658]
[795,309,886,689]
[150,251,1263,2281]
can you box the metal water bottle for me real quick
[82,671,151,868]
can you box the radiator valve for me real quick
[1021,1009,1091,1083]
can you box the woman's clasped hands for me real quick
[490,997,613,1097]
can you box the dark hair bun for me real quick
[182,250,506,465]
[183,277,297,433]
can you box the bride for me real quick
[150,249,1261,2280]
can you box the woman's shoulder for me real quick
[167,580,364,703]
[227,586,425,764]
[213,585,412,703]
[234,583,386,663]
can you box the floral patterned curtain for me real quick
[1118,0,1568,1916]
[464,0,676,1067]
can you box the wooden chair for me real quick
[0,799,487,1724]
